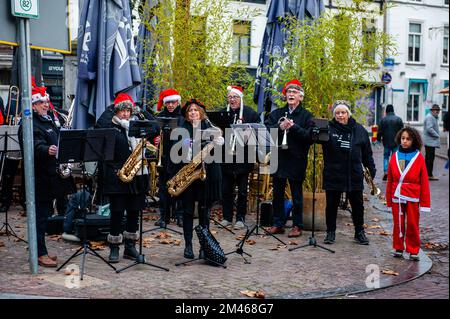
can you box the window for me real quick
[408,23,422,62]
[407,83,422,122]
[445,0,449,6]
[444,26,449,64]
[362,18,376,64]
[232,21,251,65]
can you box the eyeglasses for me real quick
[286,89,301,95]
[228,95,240,100]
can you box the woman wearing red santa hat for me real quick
[98,93,151,263]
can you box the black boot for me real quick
[108,244,120,263]
[184,242,194,259]
[324,231,336,244]
[123,239,139,260]
[107,234,123,263]
[176,216,183,227]
[198,248,205,260]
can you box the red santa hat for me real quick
[31,86,48,104]
[227,85,244,120]
[282,79,304,96]
[157,89,181,111]
[114,93,135,111]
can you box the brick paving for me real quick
[0,145,447,299]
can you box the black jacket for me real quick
[265,104,313,180]
[220,105,260,175]
[19,112,75,201]
[322,118,376,192]
[96,119,149,195]
[168,120,222,202]
[377,112,403,148]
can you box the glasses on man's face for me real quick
[286,89,301,95]
[228,95,240,100]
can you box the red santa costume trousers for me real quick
[392,202,420,255]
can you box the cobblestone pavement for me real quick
[0,145,447,299]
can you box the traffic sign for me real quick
[12,0,39,19]
[384,58,394,67]
[382,72,392,84]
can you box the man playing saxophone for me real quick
[264,79,314,238]
[168,99,223,260]
[96,93,149,263]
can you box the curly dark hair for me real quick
[395,126,423,150]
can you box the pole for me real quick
[19,18,38,274]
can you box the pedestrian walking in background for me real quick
[377,104,404,181]
[386,127,430,261]
[423,104,441,180]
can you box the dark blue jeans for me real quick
[272,177,304,229]
[383,145,397,173]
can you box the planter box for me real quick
[302,192,326,231]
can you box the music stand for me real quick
[289,118,335,254]
[56,129,118,279]
[144,117,182,235]
[117,120,169,273]
[0,126,27,243]
[234,123,286,245]
[206,111,232,132]
[225,224,257,264]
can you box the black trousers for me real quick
[222,171,249,222]
[272,177,304,229]
[325,190,364,234]
[158,174,183,221]
[425,146,436,177]
[0,158,25,209]
[182,181,209,244]
[109,194,142,236]
[36,200,52,257]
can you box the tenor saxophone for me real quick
[117,139,147,183]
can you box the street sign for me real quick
[384,58,394,67]
[12,0,39,19]
[382,72,392,84]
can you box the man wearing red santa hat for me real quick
[219,85,260,230]
[264,79,314,238]
[155,88,185,228]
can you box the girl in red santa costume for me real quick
[386,127,430,261]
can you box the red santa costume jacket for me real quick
[386,150,430,254]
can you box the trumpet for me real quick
[156,128,164,168]
[6,85,20,125]
[229,114,240,155]
[278,112,289,150]
[363,166,381,196]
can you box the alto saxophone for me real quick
[117,139,147,183]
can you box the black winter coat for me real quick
[322,118,376,192]
[377,112,404,148]
[265,104,313,180]
[19,112,76,201]
[220,105,261,175]
[168,120,222,202]
[97,120,149,195]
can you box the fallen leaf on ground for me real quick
[366,231,375,235]
[288,241,298,245]
[15,225,25,229]
[90,241,106,250]
[371,218,380,222]
[245,239,256,245]
[235,235,245,241]
[269,244,287,250]
[210,230,218,235]
[379,231,391,236]
[159,239,174,245]
[240,290,265,299]
[155,232,171,239]
[0,241,5,247]
[64,268,80,276]
[173,239,182,246]
[48,235,61,241]
[363,224,369,229]
[382,269,399,276]
[424,242,449,250]
[367,225,382,229]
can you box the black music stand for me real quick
[0,126,26,243]
[117,120,169,273]
[237,123,287,245]
[225,224,257,264]
[289,118,335,254]
[56,129,118,279]
[145,117,182,235]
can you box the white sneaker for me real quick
[219,220,231,227]
[62,232,81,242]
[234,221,245,230]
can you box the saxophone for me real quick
[363,166,381,196]
[166,141,215,197]
[117,139,147,183]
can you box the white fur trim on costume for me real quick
[419,207,430,213]
[227,86,244,98]
[31,93,47,104]
[163,94,181,104]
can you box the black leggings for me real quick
[325,190,364,234]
